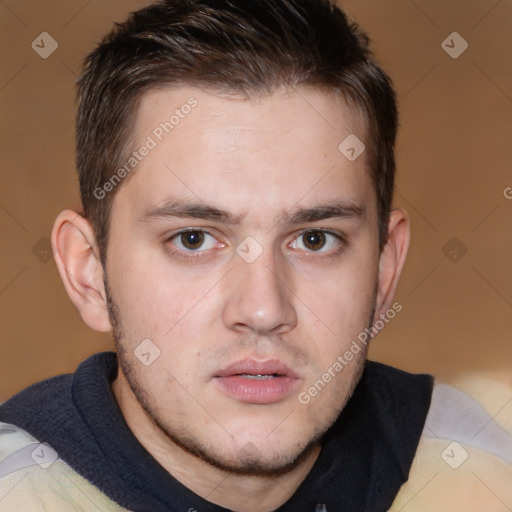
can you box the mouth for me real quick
[213,359,300,404]
[235,374,279,380]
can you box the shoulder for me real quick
[0,422,128,511]
[390,378,512,511]
[0,368,77,439]
[362,361,434,470]
[364,360,434,405]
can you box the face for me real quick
[104,86,380,475]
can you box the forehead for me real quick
[115,85,374,222]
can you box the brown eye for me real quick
[289,230,342,254]
[179,230,205,250]
[302,231,326,251]
[168,229,221,259]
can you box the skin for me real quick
[52,86,409,511]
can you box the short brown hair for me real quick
[76,0,398,262]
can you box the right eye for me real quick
[169,229,219,252]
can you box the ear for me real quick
[51,210,112,332]
[374,209,410,320]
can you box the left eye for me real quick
[289,230,339,252]
[170,230,218,251]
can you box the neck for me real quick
[112,371,320,512]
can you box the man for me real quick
[0,1,510,510]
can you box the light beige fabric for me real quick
[391,437,512,511]
[0,424,127,511]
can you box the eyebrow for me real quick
[138,199,364,225]
[285,202,364,224]
[139,200,239,224]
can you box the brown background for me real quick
[1,0,511,402]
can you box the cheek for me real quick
[106,246,221,342]
[291,266,377,394]
[296,257,377,336]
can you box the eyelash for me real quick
[165,228,347,260]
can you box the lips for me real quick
[213,359,300,404]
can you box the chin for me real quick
[202,437,319,477]
[203,413,333,476]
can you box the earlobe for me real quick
[51,210,112,332]
[375,209,410,319]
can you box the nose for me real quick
[222,246,297,335]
